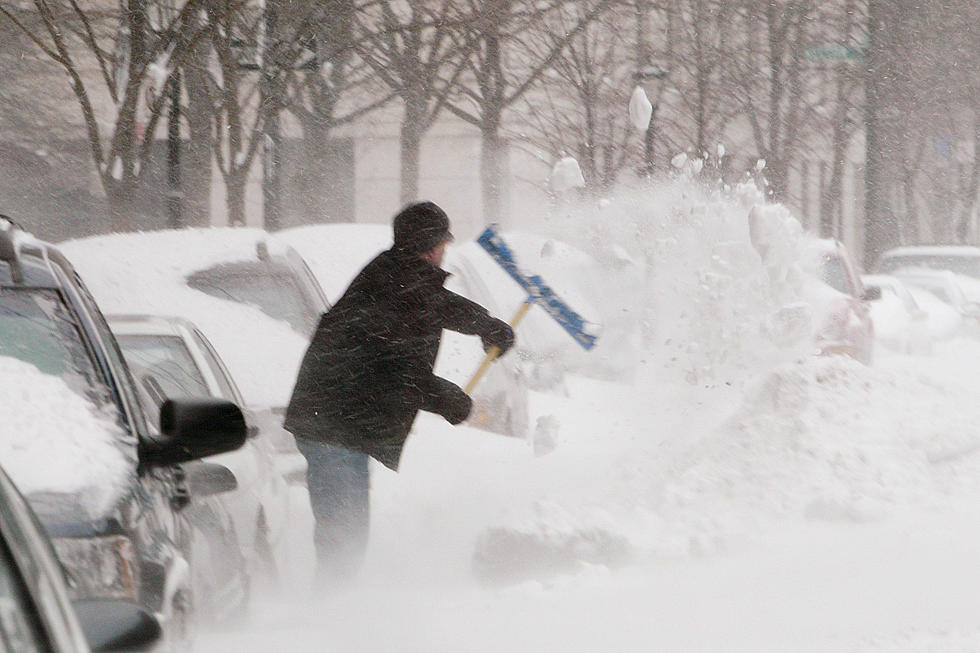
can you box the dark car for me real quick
[0,217,246,646]
[0,462,161,653]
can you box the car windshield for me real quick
[879,254,980,279]
[187,267,317,335]
[0,288,104,402]
[115,334,211,409]
[819,257,852,295]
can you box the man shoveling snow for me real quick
[284,201,515,587]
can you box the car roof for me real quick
[0,219,70,288]
[107,314,197,337]
[891,268,959,283]
[880,245,980,258]
[861,273,907,288]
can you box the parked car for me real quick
[802,239,878,364]
[60,228,319,590]
[888,268,980,337]
[60,228,316,473]
[0,462,161,653]
[860,274,932,354]
[876,245,980,280]
[108,314,294,597]
[0,217,247,645]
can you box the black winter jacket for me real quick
[283,247,497,470]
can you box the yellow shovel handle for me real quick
[464,300,533,394]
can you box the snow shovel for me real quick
[464,226,599,395]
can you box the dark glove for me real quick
[481,317,515,356]
[437,380,473,425]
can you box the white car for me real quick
[108,314,295,590]
[860,274,932,354]
[889,268,980,337]
[876,245,980,280]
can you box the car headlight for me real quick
[52,535,139,601]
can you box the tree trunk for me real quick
[955,119,980,242]
[105,178,137,233]
[766,156,788,200]
[183,34,212,227]
[400,99,425,204]
[480,116,505,226]
[226,171,247,227]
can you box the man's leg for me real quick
[294,437,370,584]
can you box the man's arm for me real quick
[436,288,515,355]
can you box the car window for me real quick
[820,256,852,295]
[925,286,953,305]
[187,267,318,335]
[190,330,239,404]
[0,537,51,653]
[0,288,106,403]
[115,335,212,407]
[61,266,150,440]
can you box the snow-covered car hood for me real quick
[60,229,309,409]
[0,356,134,523]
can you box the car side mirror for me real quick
[141,398,246,466]
[185,461,238,497]
[72,599,161,652]
[862,286,882,302]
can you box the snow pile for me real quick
[60,229,309,408]
[0,357,133,518]
[653,347,980,554]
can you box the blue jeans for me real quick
[294,437,370,584]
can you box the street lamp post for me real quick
[261,0,283,231]
[166,68,182,228]
[634,64,668,176]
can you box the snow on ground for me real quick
[187,179,980,651]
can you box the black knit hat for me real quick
[392,201,453,254]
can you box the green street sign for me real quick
[803,43,866,62]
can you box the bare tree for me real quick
[663,0,735,159]
[284,0,394,223]
[518,2,636,196]
[445,0,612,224]
[0,0,234,231]
[805,0,864,238]
[350,0,474,204]
[727,0,815,201]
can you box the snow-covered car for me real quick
[888,268,980,337]
[0,462,162,653]
[876,245,980,280]
[108,314,293,596]
[860,274,932,354]
[0,218,246,645]
[277,223,532,438]
[59,228,320,474]
[802,239,877,364]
